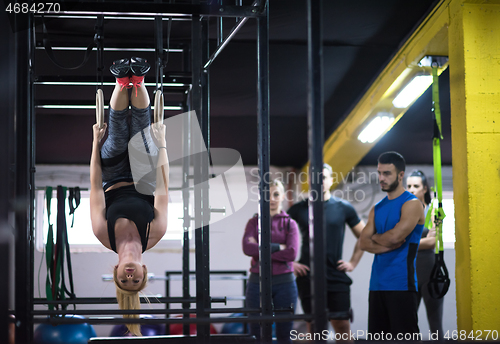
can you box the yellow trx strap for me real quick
[428,64,450,299]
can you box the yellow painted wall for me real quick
[448,0,500,335]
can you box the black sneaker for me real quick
[130,57,150,77]
[110,58,130,78]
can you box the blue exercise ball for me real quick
[109,315,165,337]
[221,314,277,343]
[34,315,96,344]
[221,313,249,334]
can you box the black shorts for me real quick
[296,274,351,320]
[368,291,419,336]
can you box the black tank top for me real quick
[105,184,155,253]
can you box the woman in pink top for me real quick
[242,179,299,344]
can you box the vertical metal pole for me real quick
[0,9,14,344]
[14,12,34,344]
[95,15,104,90]
[242,271,248,334]
[307,0,327,339]
[191,1,208,341]
[165,271,171,335]
[217,1,223,45]
[200,13,211,341]
[182,44,189,75]
[155,4,164,94]
[257,2,272,343]
[0,239,9,344]
[236,0,242,22]
[182,105,191,336]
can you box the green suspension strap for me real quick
[428,64,450,299]
[45,187,57,311]
[45,186,65,310]
[60,187,77,306]
[45,186,78,311]
[424,202,434,230]
[55,186,67,308]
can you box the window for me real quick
[35,189,191,253]
[441,191,455,249]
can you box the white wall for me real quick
[32,164,457,339]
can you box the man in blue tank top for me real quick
[360,151,425,339]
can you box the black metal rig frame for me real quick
[6,1,328,343]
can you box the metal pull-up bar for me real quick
[204,0,260,70]
[48,2,260,18]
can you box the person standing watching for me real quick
[288,163,365,341]
[407,170,444,339]
[360,151,425,339]
[242,179,299,344]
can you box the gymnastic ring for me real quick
[154,90,164,124]
[96,89,104,128]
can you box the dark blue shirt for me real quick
[288,197,361,291]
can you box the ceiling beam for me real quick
[37,2,260,18]
[309,0,451,187]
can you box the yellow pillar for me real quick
[448,0,500,335]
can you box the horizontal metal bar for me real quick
[44,3,260,18]
[34,99,184,111]
[32,309,193,316]
[206,307,293,314]
[34,75,191,85]
[165,270,247,276]
[103,274,247,282]
[31,309,243,316]
[186,173,216,179]
[38,15,191,21]
[32,307,265,317]
[36,105,182,110]
[35,186,89,191]
[166,275,247,281]
[168,186,194,191]
[33,313,313,325]
[34,82,186,87]
[35,99,184,105]
[35,46,183,53]
[33,297,224,305]
[88,335,257,343]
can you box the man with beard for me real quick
[360,151,425,339]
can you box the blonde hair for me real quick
[270,179,285,194]
[113,265,148,336]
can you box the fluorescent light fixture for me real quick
[36,105,183,110]
[357,113,394,143]
[36,105,108,110]
[418,56,433,67]
[392,75,433,108]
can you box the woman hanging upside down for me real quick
[90,57,169,336]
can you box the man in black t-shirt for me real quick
[288,164,365,340]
